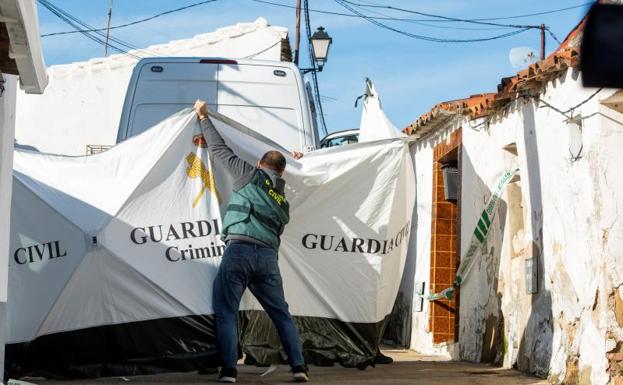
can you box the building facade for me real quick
[405,21,623,385]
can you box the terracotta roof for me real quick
[404,19,585,136]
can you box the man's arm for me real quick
[195,100,255,180]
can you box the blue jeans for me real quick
[213,240,305,368]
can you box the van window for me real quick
[217,64,302,151]
[124,61,305,151]
[321,134,359,148]
[128,62,218,138]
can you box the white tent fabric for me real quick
[358,78,405,142]
[7,104,415,376]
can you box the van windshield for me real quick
[122,61,308,152]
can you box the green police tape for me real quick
[425,168,519,301]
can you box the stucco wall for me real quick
[410,68,623,384]
[14,18,287,155]
[458,102,521,368]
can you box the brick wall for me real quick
[429,129,461,344]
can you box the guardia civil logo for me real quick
[186,133,221,207]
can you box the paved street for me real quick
[26,350,548,385]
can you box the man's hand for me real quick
[291,151,303,160]
[194,99,208,120]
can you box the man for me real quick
[194,100,308,383]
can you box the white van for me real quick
[116,58,319,152]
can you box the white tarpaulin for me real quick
[6,103,414,377]
[358,78,405,142]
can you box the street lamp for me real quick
[302,26,332,74]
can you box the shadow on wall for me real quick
[458,148,509,366]
[458,100,553,378]
[515,99,553,378]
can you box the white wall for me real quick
[410,69,623,385]
[0,74,17,381]
[14,18,287,155]
[458,101,536,369]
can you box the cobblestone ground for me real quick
[19,350,548,385]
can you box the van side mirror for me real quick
[581,3,623,88]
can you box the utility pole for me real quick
[104,0,113,56]
[540,24,545,60]
[294,0,301,65]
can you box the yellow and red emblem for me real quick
[186,148,220,207]
[192,134,207,148]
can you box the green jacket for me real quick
[222,169,290,250]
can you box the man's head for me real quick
[257,150,286,177]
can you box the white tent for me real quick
[358,78,405,142]
[7,105,414,377]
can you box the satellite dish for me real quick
[509,47,539,69]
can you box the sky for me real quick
[35,0,591,135]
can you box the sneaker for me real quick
[218,367,237,383]
[374,351,394,365]
[292,365,309,382]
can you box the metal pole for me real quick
[294,0,302,65]
[104,0,113,56]
[540,24,545,60]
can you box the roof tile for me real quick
[404,18,586,136]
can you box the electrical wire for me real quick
[243,39,282,59]
[537,88,604,118]
[303,0,328,136]
[341,0,543,29]
[545,28,563,46]
[250,0,590,24]
[334,0,532,43]
[38,0,142,59]
[39,0,164,58]
[344,0,567,51]
[453,2,593,22]
[251,0,432,21]
[351,0,513,31]
[564,88,603,113]
[251,0,508,28]
[41,0,219,37]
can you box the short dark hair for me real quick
[260,150,286,173]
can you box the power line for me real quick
[341,0,543,29]
[303,0,328,136]
[351,0,513,31]
[545,28,563,46]
[346,0,583,49]
[243,39,282,59]
[39,0,165,59]
[334,0,532,43]
[537,88,603,119]
[251,0,590,24]
[41,0,218,37]
[352,0,592,22]
[41,0,160,57]
[458,2,593,22]
[252,0,425,21]
[38,0,142,59]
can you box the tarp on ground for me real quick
[5,104,415,378]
